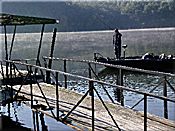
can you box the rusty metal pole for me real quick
[163,76,168,119]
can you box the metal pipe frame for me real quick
[42,56,175,77]
[1,59,175,131]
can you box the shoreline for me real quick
[0,27,175,35]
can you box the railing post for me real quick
[115,69,124,106]
[163,76,168,119]
[88,63,93,96]
[64,60,67,89]
[90,80,94,131]
[10,63,13,99]
[88,63,94,130]
[29,66,33,108]
[144,94,147,131]
[56,72,59,120]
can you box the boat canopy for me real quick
[0,13,59,26]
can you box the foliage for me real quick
[2,0,175,32]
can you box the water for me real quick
[0,101,75,131]
[1,27,175,60]
[62,71,175,121]
[0,28,175,126]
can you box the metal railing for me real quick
[1,58,175,131]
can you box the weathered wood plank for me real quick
[12,83,175,131]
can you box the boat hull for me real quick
[96,58,175,73]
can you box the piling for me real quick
[163,76,168,119]
[115,69,124,106]
[46,28,57,83]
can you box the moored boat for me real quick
[94,52,175,73]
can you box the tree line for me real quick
[2,0,175,32]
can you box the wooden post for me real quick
[144,94,147,131]
[115,69,124,106]
[46,28,57,83]
[64,60,67,89]
[163,76,168,119]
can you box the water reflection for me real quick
[0,101,75,131]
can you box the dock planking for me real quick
[12,83,175,131]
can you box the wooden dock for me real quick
[1,59,175,131]
[12,83,175,131]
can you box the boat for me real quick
[94,50,175,73]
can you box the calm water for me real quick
[0,28,175,125]
[1,27,175,60]
[0,101,74,131]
